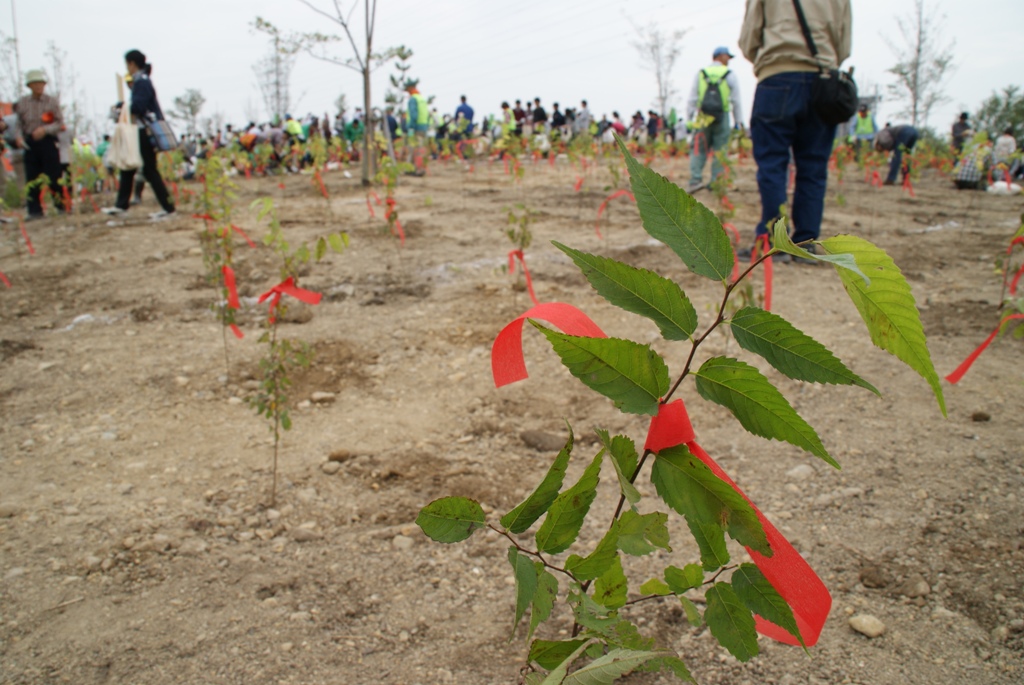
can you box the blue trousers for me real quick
[886,127,919,183]
[751,72,836,244]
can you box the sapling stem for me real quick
[488,524,577,581]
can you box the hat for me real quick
[858,103,868,111]
[25,68,47,85]
[403,78,419,90]
[712,46,734,59]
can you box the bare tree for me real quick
[883,0,955,128]
[258,1,403,185]
[252,18,302,123]
[629,21,687,117]
[0,31,21,104]
[170,89,206,136]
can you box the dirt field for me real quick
[1,151,1022,685]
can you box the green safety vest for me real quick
[698,64,732,113]
[854,114,875,136]
[410,93,429,127]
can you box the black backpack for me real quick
[699,69,730,122]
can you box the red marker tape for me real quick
[594,189,636,238]
[0,270,10,288]
[491,303,832,647]
[222,265,241,309]
[508,249,539,305]
[258,277,322,324]
[754,234,774,311]
[230,224,257,248]
[19,219,35,255]
[574,176,584,192]
[945,314,1024,384]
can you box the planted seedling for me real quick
[418,136,946,683]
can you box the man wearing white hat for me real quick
[14,69,65,219]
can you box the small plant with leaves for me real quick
[417,136,946,683]
[249,197,348,505]
[504,203,538,303]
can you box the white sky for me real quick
[6,0,1022,138]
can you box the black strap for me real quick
[790,0,821,61]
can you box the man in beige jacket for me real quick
[738,0,851,263]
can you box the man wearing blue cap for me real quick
[686,46,744,191]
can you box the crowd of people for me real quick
[3,1,1021,231]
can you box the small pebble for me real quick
[310,391,336,404]
[786,464,816,481]
[392,535,414,551]
[320,461,341,475]
[849,614,886,638]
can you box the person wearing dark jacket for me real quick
[874,124,919,185]
[104,49,175,218]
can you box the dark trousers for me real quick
[751,72,836,245]
[23,136,65,216]
[115,129,174,212]
[887,127,919,183]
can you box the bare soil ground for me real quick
[1,153,1022,685]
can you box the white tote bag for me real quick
[109,104,141,171]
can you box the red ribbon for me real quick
[720,195,734,213]
[63,185,73,213]
[229,224,257,248]
[313,169,329,198]
[945,314,1024,384]
[366,195,376,218]
[490,303,832,646]
[170,181,179,204]
[871,170,882,188]
[574,176,584,192]
[384,197,406,246]
[1009,263,1024,296]
[508,249,540,305]
[244,166,252,179]
[19,219,35,255]
[258,277,322,323]
[754,234,774,311]
[902,174,915,197]
[222,265,241,309]
[1003,236,1024,295]
[594,189,636,238]
[80,188,100,213]
[221,265,243,338]
[278,182,286,190]
[0,270,10,288]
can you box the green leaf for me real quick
[509,547,539,635]
[678,597,703,626]
[729,306,879,394]
[327,232,348,253]
[538,640,593,685]
[646,655,695,683]
[705,582,759,662]
[529,564,560,640]
[314,236,327,261]
[415,496,486,543]
[553,242,698,340]
[651,445,769,569]
[731,563,804,647]
[531,323,669,416]
[771,218,868,282]
[664,564,704,594]
[565,522,620,581]
[821,235,946,416]
[617,510,671,556]
[569,586,619,636]
[616,135,734,281]
[561,648,677,685]
[593,555,628,610]
[694,357,838,468]
[596,431,641,505]
[639,578,672,595]
[501,427,574,534]
[535,451,603,554]
[530,639,590,670]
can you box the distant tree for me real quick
[256,2,404,186]
[44,41,88,137]
[384,45,414,108]
[974,86,1024,139]
[170,89,206,136]
[883,0,955,128]
[629,21,687,117]
[334,93,347,117]
[0,31,21,103]
[252,18,302,123]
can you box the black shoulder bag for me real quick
[791,0,858,125]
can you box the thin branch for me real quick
[488,524,578,581]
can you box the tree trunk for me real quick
[362,66,372,186]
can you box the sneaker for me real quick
[882,179,896,186]
[101,207,126,215]
[25,213,44,222]
[149,210,175,221]
[686,180,704,193]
